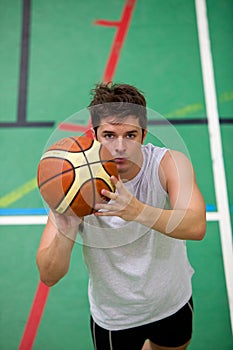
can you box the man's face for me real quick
[96,115,147,181]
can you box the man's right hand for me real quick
[49,210,82,242]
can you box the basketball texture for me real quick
[37,136,118,217]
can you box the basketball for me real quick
[37,136,118,217]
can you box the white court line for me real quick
[206,212,220,221]
[0,212,222,225]
[195,0,233,334]
[0,215,48,225]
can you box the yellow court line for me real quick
[165,103,203,118]
[219,90,233,103]
[165,90,233,118]
[0,178,37,207]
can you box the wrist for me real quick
[135,203,162,229]
[56,225,79,241]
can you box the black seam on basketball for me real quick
[47,137,94,153]
[96,178,113,192]
[70,136,94,151]
[71,137,96,212]
[54,186,80,213]
[39,159,115,189]
[38,157,75,188]
[63,177,113,214]
[100,159,116,177]
[46,148,81,153]
[57,177,98,215]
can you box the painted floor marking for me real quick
[195,0,233,334]
[18,281,50,350]
[0,178,37,207]
[0,209,227,226]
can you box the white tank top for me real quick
[81,144,194,330]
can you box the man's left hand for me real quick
[94,176,143,221]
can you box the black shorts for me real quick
[90,297,193,350]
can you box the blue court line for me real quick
[206,204,216,212]
[206,204,233,213]
[0,208,48,215]
[0,205,232,216]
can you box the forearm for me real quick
[95,182,206,240]
[36,230,75,287]
[136,203,206,240]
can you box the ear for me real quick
[93,127,99,140]
[142,129,148,144]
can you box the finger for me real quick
[110,175,119,187]
[95,202,114,211]
[101,188,119,201]
[114,178,125,195]
[94,210,119,217]
[111,175,124,191]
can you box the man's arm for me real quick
[36,212,81,286]
[138,150,206,240]
[95,150,206,240]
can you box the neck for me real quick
[120,151,143,182]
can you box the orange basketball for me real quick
[37,136,118,217]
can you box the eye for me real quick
[126,133,136,139]
[104,133,114,139]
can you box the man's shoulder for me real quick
[142,143,166,152]
[142,143,168,161]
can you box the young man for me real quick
[36,83,206,350]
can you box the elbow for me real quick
[40,276,59,287]
[37,267,61,287]
[38,268,67,287]
[195,228,205,241]
[36,256,67,287]
[194,218,206,241]
[38,268,65,287]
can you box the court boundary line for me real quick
[195,0,233,333]
[0,212,222,225]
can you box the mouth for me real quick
[114,157,127,164]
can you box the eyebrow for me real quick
[101,129,139,134]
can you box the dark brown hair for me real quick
[88,82,147,134]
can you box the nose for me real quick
[115,137,126,154]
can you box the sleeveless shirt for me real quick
[81,144,194,330]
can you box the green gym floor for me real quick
[0,0,232,349]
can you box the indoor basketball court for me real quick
[0,0,232,349]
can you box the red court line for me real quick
[94,19,120,27]
[58,120,93,138]
[18,281,50,350]
[18,1,136,349]
[101,0,136,82]
[58,0,136,134]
